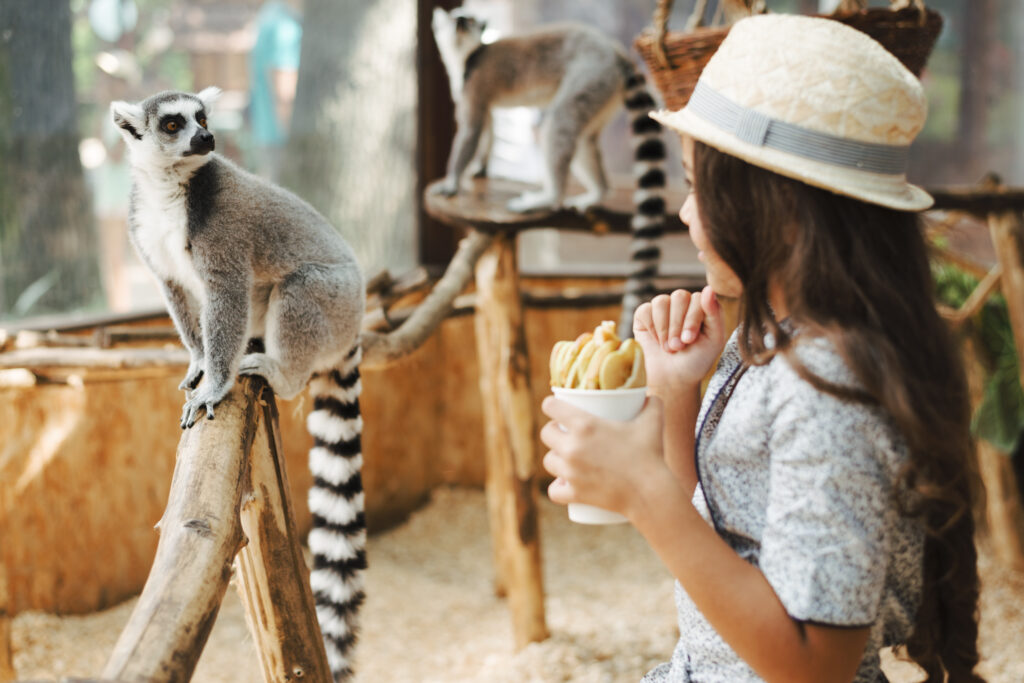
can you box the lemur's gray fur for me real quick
[111,88,366,681]
[432,7,667,332]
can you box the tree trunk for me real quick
[282,0,418,276]
[0,0,103,319]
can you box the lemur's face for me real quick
[110,87,220,171]
[432,7,485,55]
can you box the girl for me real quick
[540,14,982,683]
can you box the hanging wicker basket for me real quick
[634,0,944,112]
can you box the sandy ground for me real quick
[11,487,1024,682]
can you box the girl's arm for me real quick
[631,472,870,683]
[542,404,869,683]
[633,287,724,495]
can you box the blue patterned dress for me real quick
[643,328,925,682]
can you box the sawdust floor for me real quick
[11,487,1024,682]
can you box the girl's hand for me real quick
[540,394,671,520]
[633,285,726,391]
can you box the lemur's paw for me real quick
[507,192,558,214]
[238,353,273,379]
[565,192,605,213]
[430,179,459,197]
[180,385,229,429]
[179,362,204,391]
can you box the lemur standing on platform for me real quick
[431,7,668,333]
[111,88,366,681]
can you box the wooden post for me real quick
[103,377,330,682]
[473,234,549,648]
[234,389,331,682]
[0,561,12,683]
[987,209,1024,389]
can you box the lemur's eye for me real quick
[164,120,178,133]
[198,117,207,128]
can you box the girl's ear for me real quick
[110,100,145,141]
[196,86,222,112]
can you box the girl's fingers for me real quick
[667,289,690,351]
[633,301,653,338]
[699,286,725,344]
[547,476,574,505]
[539,418,570,450]
[681,289,706,344]
[650,294,670,348]
[542,450,569,479]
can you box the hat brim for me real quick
[651,108,933,212]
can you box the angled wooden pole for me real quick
[234,387,331,682]
[102,377,330,682]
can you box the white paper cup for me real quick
[550,386,648,525]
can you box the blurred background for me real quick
[0,0,1021,322]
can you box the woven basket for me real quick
[635,0,943,111]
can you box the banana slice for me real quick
[598,346,634,389]
[582,340,618,389]
[620,339,647,389]
[555,332,591,387]
[549,341,571,387]
[566,339,598,388]
[593,320,619,346]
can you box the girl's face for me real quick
[681,136,743,298]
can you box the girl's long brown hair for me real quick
[693,141,983,681]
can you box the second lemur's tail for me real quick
[306,344,366,682]
[620,67,667,336]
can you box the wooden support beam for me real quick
[234,388,331,682]
[987,209,1024,391]
[0,560,12,683]
[473,235,549,649]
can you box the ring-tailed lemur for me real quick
[111,88,365,681]
[430,7,667,335]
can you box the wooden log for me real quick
[473,235,549,649]
[987,209,1024,390]
[102,378,260,682]
[976,440,1024,570]
[234,388,331,682]
[0,560,12,683]
[963,337,1024,569]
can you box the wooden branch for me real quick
[103,378,261,682]
[931,187,1024,215]
[361,230,493,366]
[474,236,548,649]
[948,264,1002,327]
[234,389,331,681]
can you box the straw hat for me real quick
[651,14,933,211]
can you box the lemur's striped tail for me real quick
[306,344,365,682]
[620,68,667,337]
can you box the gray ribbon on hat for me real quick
[686,81,909,175]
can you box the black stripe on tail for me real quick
[620,67,667,336]
[307,345,365,682]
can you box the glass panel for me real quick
[0,0,418,325]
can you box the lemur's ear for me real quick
[110,100,145,141]
[197,86,222,112]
